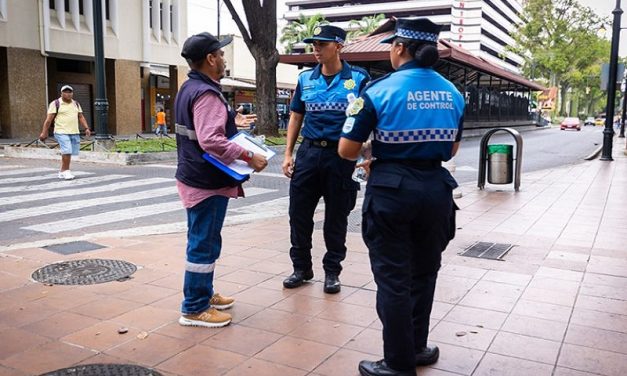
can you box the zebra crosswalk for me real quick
[0,164,284,250]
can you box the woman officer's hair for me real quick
[394,37,439,68]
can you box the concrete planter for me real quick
[3,146,177,165]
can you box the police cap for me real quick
[380,18,442,44]
[181,32,233,62]
[303,25,346,45]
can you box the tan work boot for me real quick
[179,308,232,328]
[210,293,235,310]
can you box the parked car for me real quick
[560,117,581,131]
[584,117,595,126]
[595,117,606,126]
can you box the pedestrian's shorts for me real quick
[54,133,80,156]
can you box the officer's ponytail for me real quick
[395,37,439,68]
[414,44,439,67]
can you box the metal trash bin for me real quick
[487,144,513,184]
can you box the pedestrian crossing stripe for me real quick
[0,177,171,206]
[0,171,93,185]
[0,167,55,177]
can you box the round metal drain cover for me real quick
[32,259,137,285]
[40,364,162,376]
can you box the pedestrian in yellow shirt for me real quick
[39,85,91,180]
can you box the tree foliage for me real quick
[223,0,280,136]
[279,13,328,53]
[348,14,386,39]
[508,0,610,116]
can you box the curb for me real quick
[3,146,177,165]
[584,145,603,161]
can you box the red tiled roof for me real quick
[280,24,545,91]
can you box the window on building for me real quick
[149,0,173,32]
[49,0,109,19]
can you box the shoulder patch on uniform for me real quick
[344,79,356,90]
[347,97,364,116]
[342,117,355,133]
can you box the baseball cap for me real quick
[303,25,346,44]
[181,32,233,62]
[60,85,74,92]
[380,18,442,44]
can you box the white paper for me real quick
[222,132,276,175]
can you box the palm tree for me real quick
[347,14,386,40]
[280,14,329,53]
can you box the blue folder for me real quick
[202,153,250,182]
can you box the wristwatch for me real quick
[242,150,254,162]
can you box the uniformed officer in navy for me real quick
[339,18,464,376]
[282,25,370,293]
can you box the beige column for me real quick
[113,59,141,135]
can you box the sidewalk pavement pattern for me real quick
[0,148,626,376]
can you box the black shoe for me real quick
[415,345,439,366]
[358,360,415,376]
[283,270,314,289]
[323,273,341,294]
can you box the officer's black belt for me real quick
[376,159,442,169]
[303,138,338,148]
[175,123,197,140]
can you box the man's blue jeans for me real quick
[181,195,229,314]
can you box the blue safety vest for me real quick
[291,61,369,141]
[174,70,243,189]
[342,61,464,161]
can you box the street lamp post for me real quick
[601,0,623,160]
[92,0,110,145]
[621,80,627,138]
[217,0,221,37]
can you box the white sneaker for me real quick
[60,170,75,180]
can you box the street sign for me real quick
[601,63,625,90]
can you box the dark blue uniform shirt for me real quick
[291,61,370,141]
[341,61,464,161]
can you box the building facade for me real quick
[283,0,525,73]
[0,0,189,138]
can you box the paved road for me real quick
[0,125,603,249]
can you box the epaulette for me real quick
[350,65,369,78]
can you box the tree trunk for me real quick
[559,83,568,117]
[254,51,279,136]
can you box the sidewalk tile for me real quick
[153,321,224,343]
[521,286,577,307]
[105,333,194,366]
[341,289,376,307]
[511,299,573,323]
[271,294,331,316]
[534,266,583,282]
[313,348,370,376]
[109,305,179,331]
[429,341,483,375]
[146,273,183,289]
[443,305,508,330]
[570,308,627,333]
[434,275,477,305]
[232,286,291,307]
[255,336,338,372]
[558,343,627,376]
[429,321,497,351]
[582,272,627,288]
[528,276,580,294]
[290,317,363,347]
[481,270,532,287]
[501,314,567,341]
[0,299,60,327]
[553,367,599,376]
[218,269,275,286]
[343,327,382,356]
[317,302,378,327]
[244,259,293,275]
[223,358,307,376]
[473,353,553,376]
[565,324,627,355]
[439,264,487,280]
[22,311,99,339]
[60,321,140,352]
[115,284,179,305]
[157,344,247,376]
[488,331,561,364]
[580,282,627,301]
[229,302,265,324]
[0,365,26,376]
[430,301,455,320]
[295,281,359,301]
[575,294,627,316]
[203,325,282,356]
[0,327,49,360]
[239,308,310,334]
[0,341,95,375]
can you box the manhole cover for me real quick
[40,364,162,376]
[460,242,513,260]
[32,259,137,285]
[43,241,106,255]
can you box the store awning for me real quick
[220,77,257,89]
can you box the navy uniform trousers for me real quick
[289,140,359,275]
[362,161,456,371]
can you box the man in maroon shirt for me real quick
[175,32,267,328]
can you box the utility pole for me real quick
[217,0,221,37]
[92,0,111,148]
[601,0,623,160]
